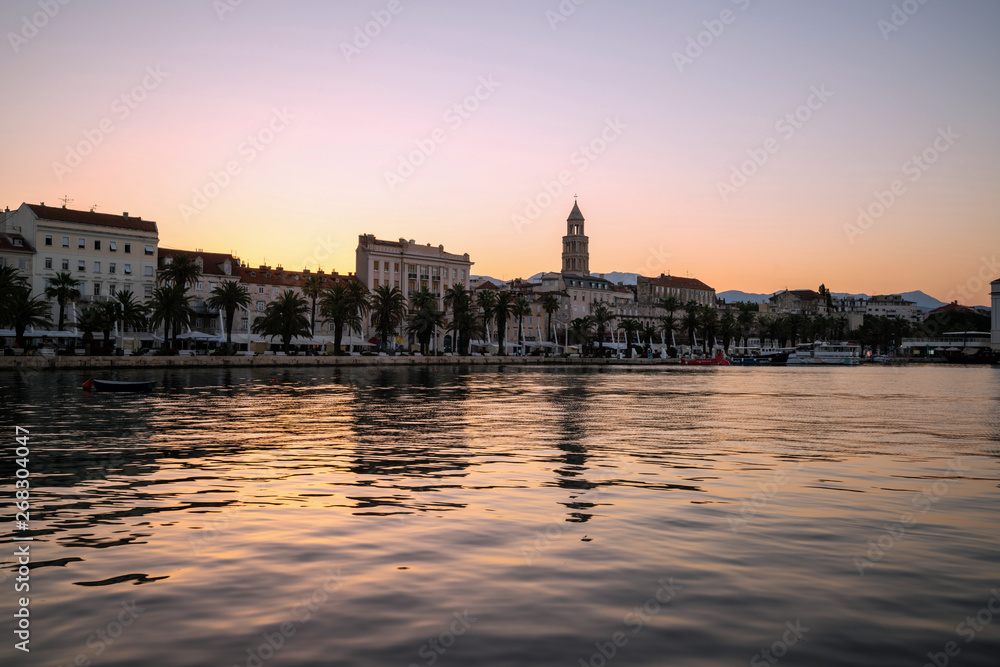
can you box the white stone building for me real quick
[355,234,473,310]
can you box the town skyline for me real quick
[3,1,998,303]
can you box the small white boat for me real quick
[786,341,861,366]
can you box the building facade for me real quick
[2,203,159,319]
[768,289,829,315]
[637,274,716,309]
[864,294,921,324]
[356,235,473,312]
[991,278,999,349]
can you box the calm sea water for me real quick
[2,365,999,667]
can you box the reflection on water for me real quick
[2,365,999,666]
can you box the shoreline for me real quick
[0,355,957,371]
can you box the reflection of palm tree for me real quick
[44,271,81,331]
[370,285,406,352]
[251,290,311,354]
[8,286,51,349]
[206,280,249,353]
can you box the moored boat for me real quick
[786,341,860,366]
[681,351,731,366]
[83,379,157,392]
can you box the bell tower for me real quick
[561,200,589,275]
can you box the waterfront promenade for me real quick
[0,354,684,371]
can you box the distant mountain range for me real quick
[718,290,950,311]
[473,276,974,311]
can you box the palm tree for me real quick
[302,275,326,335]
[591,303,613,357]
[448,309,484,356]
[569,317,593,356]
[206,280,250,353]
[619,318,640,358]
[736,303,757,350]
[43,271,81,331]
[659,314,678,352]
[252,289,311,354]
[345,280,371,351]
[682,301,700,351]
[493,291,516,356]
[699,305,719,353]
[158,253,202,290]
[476,289,498,346]
[406,301,445,355]
[0,265,29,329]
[444,284,473,354]
[512,296,531,355]
[720,311,736,354]
[661,296,681,320]
[321,282,363,355]
[641,323,658,356]
[75,303,105,354]
[541,294,560,346]
[370,285,406,353]
[148,284,194,350]
[8,287,51,349]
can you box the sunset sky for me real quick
[2,0,998,303]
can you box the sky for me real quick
[2,0,998,304]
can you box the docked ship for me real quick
[786,341,861,366]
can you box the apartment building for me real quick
[356,234,473,310]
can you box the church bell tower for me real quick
[561,201,589,275]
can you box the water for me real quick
[2,365,999,666]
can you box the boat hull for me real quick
[87,379,156,392]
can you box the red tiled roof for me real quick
[928,302,978,315]
[771,289,822,301]
[27,204,157,233]
[642,274,715,292]
[0,233,35,254]
[159,248,240,277]
[475,281,500,290]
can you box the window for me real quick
[209,282,217,291]
[273,287,279,296]
[196,282,203,291]
[394,263,399,273]
[78,261,86,272]
[61,236,69,247]
[44,258,53,269]
[62,259,69,270]
[109,263,116,274]
[109,242,117,251]
[241,318,249,331]
[144,245,154,256]
[257,286,264,294]
[109,283,116,294]
[78,238,86,248]
[144,285,153,298]
[256,301,265,312]
[373,261,380,271]
[124,243,131,253]
[45,235,53,246]
[18,258,26,271]
[123,264,132,275]
[94,240,102,250]
[144,266,153,277]
[94,261,101,273]
[93,283,101,296]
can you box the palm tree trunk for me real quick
[334,322,344,354]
